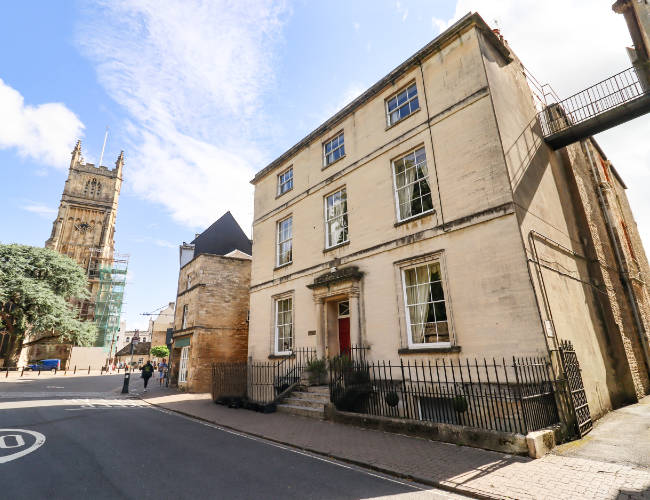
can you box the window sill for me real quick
[323,240,350,253]
[385,107,421,131]
[268,353,294,360]
[321,154,346,171]
[274,262,293,271]
[398,345,461,354]
[394,209,436,227]
[275,188,293,200]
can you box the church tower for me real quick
[45,140,124,339]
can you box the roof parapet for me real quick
[250,12,510,185]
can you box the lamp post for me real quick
[121,332,140,394]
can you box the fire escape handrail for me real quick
[538,66,649,137]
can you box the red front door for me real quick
[338,317,351,355]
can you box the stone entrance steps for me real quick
[276,385,330,419]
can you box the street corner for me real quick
[0,429,46,464]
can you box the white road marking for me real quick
[0,434,25,448]
[0,429,46,464]
[0,398,148,410]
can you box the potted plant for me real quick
[385,391,400,408]
[453,395,469,413]
[306,357,327,385]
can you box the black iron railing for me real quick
[212,347,317,405]
[329,355,560,435]
[211,362,247,401]
[539,66,648,137]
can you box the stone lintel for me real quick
[307,266,364,289]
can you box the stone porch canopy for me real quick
[308,266,364,357]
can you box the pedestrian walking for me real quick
[140,361,154,392]
[158,358,168,387]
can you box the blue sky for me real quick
[1,1,648,330]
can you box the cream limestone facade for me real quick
[248,13,650,419]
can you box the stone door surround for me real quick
[308,266,363,358]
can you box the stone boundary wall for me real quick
[325,404,529,455]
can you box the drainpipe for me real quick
[583,140,650,378]
[418,59,446,230]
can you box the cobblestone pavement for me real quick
[141,388,650,500]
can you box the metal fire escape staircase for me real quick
[538,65,650,150]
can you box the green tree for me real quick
[0,244,97,361]
[150,345,170,359]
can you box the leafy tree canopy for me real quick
[0,243,97,345]
[150,345,170,359]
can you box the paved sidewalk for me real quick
[141,387,650,500]
[553,396,650,469]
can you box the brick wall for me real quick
[171,254,251,392]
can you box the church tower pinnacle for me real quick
[45,139,125,338]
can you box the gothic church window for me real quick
[84,178,102,198]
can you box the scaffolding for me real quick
[94,253,129,355]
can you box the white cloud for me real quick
[132,235,179,249]
[354,22,360,32]
[21,201,57,219]
[436,0,650,248]
[77,0,287,231]
[0,78,84,169]
[395,1,408,22]
[316,83,368,127]
[432,17,448,34]
[153,239,176,249]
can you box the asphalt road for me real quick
[0,375,463,499]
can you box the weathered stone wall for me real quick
[19,342,72,368]
[481,27,650,414]
[171,254,251,392]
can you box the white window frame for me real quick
[179,346,189,384]
[323,131,345,167]
[324,188,349,249]
[274,297,293,355]
[401,259,452,349]
[277,166,293,196]
[391,146,434,222]
[386,82,419,127]
[337,300,350,318]
[276,216,293,267]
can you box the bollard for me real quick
[54,368,57,375]
[88,365,91,374]
[5,368,8,378]
[21,367,24,377]
[74,366,77,374]
[64,369,67,376]
[38,369,41,376]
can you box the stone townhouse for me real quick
[170,212,252,392]
[115,341,151,369]
[147,302,175,350]
[247,11,650,421]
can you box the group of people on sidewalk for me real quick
[139,358,168,392]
